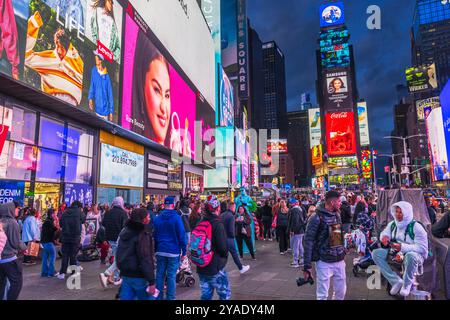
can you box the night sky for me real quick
[248,0,417,182]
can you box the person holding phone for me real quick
[235,205,255,260]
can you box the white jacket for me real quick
[379,201,428,260]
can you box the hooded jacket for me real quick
[153,209,186,257]
[379,201,428,260]
[0,228,7,257]
[60,206,85,244]
[102,206,128,242]
[287,205,307,234]
[116,220,155,285]
[0,202,26,261]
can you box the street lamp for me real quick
[383,134,427,186]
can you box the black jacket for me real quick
[41,219,57,244]
[261,205,272,222]
[116,221,155,285]
[196,213,228,276]
[220,210,235,238]
[303,207,346,271]
[60,206,85,244]
[432,211,450,238]
[340,201,352,224]
[427,207,437,225]
[353,202,366,225]
[179,207,191,233]
[287,206,306,234]
[276,210,289,228]
[102,206,128,242]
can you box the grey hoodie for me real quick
[0,202,26,261]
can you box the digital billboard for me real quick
[319,27,350,69]
[426,107,449,181]
[416,97,440,121]
[0,0,123,122]
[237,0,249,99]
[441,80,450,180]
[357,102,370,146]
[221,0,238,74]
[326,111,357,156]
[64,183,93,206]
[220,68,235,127]
[196,93,216,165]
[267,139,288,154]
[361,150,373,179]
[312,144,323,166]
[309,108,321,147]
[328,156,358,169]
[323,69,353,111]
[215,127,235,158]
[406,63,438,93]
[320,2,345,28]
[0,180,25,206]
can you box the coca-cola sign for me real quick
[330,112,348,119]
[325,111,357,156]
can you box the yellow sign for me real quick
[100,131,144,155]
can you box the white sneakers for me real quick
[390,280,403,295]
[240,265,250,274]
[399,283,412,297]
[56,273,65,280]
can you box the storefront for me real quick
[183,164,204,196]
[0,94,95,210]
[97,131,144,205]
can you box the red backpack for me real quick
[188,220,214,267]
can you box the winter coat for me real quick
[432,211,450,238]
[0,202,26,260]
[60,206,85,244]
[235,211,252,237]
[261,205,273,222]
[102,206,128,242]
[116,220,155,284]
[287,206,307,234]
[220,210,236,238]
[340,201,352,224]
[353,202,366,225]
[41,219,57,244]
[153,209,186,256]
[276,210,289,228]
[22,216,40,243]
[379,201,428,260]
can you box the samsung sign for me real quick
[320,2,345,27]
[237,0,249,99]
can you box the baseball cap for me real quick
[289,198,298,205]
[164,197,175,205]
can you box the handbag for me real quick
[26,241,40,257]
[241,226,248,236]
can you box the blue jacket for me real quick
[153,209,186,256]
[22,216,40,243]
[88,66,114,117]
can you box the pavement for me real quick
[18,239,401,300]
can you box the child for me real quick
[0,222,7,257]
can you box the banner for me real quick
[325,112,357,156]
[357,102,370,146]
[323,68,353,111]
[361,150,373,179]
[64,183,93,206]
[0,180,25,206]
[406,63,438,93]
[416,97,440,121]
[308,108,321,147]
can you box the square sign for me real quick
[320,2,345,28]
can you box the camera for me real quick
[296,271,314,287]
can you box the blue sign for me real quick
[64,183,93,206]
[320,2,345,27]
[440,80,450,176]
[0,180,25,206]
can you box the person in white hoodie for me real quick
[372,201,428,297]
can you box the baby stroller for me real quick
[344,228,379,276]
[176,256,196,287]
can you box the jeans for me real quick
[60,242,79,274]
[291,234,304,264]
[156,255,180,300]
[277,226,288,252]
[236,234,255,259]
[226,238,243,270]
[199,269,231,300]
[372,248,424,288]
[120,277,155,300]
[263,220,272,239]
[41,242,56,277]
[316,260,347,300]
[105,240,120,281]
[0,259,23,300]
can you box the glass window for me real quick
[68,125,94,157]
[39,117,66,152]
[36,148,64,183]
[0,102,36,145]
[65,154,92,184]
[0,141,37,181]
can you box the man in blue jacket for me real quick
[88,50,114,121]
[153,197,186,300]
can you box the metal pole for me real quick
[372,149,377,191]
[403,138,409,186]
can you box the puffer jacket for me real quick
[102,206,128,242]
[0,202,26,260]
[287,206,307,234]
[303,207,346,271]
[60,206,85,244]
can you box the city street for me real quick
[20,240,395,300]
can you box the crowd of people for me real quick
[0,188,449,301]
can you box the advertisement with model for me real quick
[220,67,235,127]
[405,63,438,93]
[308,108,321,147]
[325,111,357,157]
[426,107,449,181]
[323,68,353,111]
[416,97,440,121]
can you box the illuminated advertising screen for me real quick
[220,68,235,127]
[0,180,25,206]
[357,102,370,146]
[196,94,216,164]
[267,139,288,154]
[326,112,357,156]
[312,145,323,166]
[235,130,246,160]
[99,143,144,188]
[441,80,450,180]
[416,97,440,121]
[64,183,93,206]
[309,108,321,147]
[319,27,349,46]
[215,127,235,158]
[221,0,238,74]
[204,161,229,189]
[323,69,353,111]
[320,27,350,69]
[0,0,123,122]
[320,2,345,27]
[361,150,373,179]
[328,156,358,169]
[406,63,438,93]
[237,0,249,99]
[426,107,449,181]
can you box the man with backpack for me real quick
[372,201,428,297]
[190,196,230,300]
[303,191,347,300]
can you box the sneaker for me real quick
[240,265,250,274]
[23,261,36,266]
[399,283,412,297]
[268,238,273,242]
[290,262,300,268]
[390,280,403,296]
[99,273,109,288]
[57,273,65,280]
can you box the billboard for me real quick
[416,97,440,121]
[129,0,215,109]
[99,143,144,188]
[64,183,93,206]
[221,0,238,74]
[320,2,345,28]
[309,108,321,147]
[406,63,438,93]
[361,150,373,179]
[312,144,323,166]
[220,68,235,127]
[237,0,248,99]
[328,156,358,169]
[0,0,123,122]
[326,111,357,156]
[426,107,449,181]
[357,102,370,146]
[0,180,25,206]
[323,69,353,111]
[441,80,450,180]
[267,139,288,154]
[215,127,235,158]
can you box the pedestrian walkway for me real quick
[19,240,395,300]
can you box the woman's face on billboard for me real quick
[333,79,343,91]
[144,59,171,144]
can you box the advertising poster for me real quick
[426,107,449,181]
[361,150,373,179]
[406,63,438,93]
[64,183,93,206]
[312,144,323,166]
[323,69,353,111]
[326,112,357,157]
[308,108,321,147]
[0,180,25,205]
[237,0,248,99]
[196,93,215,165]
[121,6,196,160]
[416,97,440,121]
[357,102,370,146]
[219,68,235,127]
[267,139,288,154]
[221,0,238,75]
[1,0,123,122]
[167,161,182,191]
[99,143,144,188]
[441,80,450,180]
[319,2,345,28]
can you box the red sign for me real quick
[0,125,9,155]
[325,112,357,156]
[384,166,390,173]
[267,139,288,153]
[97,41,113,63]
